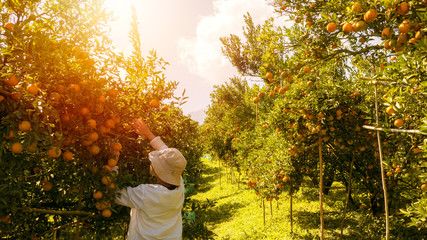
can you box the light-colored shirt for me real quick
[115,178,184,240]
[115,137,184,240]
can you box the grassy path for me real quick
[189,158,329,240]
[188,158,427,239]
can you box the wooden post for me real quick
[319,137,324,240]
[219,157,221,189]
[263,198,266,227]
[270,199,273,220]
[374,80,390,240]
[255,103,258,125]
[340,152,356,239]
[290,188,293,233]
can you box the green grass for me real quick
[189,158,337,239]
[188,158,427,240]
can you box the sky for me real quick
[102,0,278,115]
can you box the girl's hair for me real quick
[166,185,178,190]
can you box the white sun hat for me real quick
[149,148,187,186]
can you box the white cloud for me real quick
[178,0,277,85]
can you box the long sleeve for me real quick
[149,136,168,150]
[115,186,145,209]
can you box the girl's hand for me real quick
[132,119,156,141]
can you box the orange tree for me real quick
[201,77,257,176]
[216,0,427,237]
[0,1,202,239]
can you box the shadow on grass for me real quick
[295,210,358,230]
[201,201,246,225]
[194,161,219,193]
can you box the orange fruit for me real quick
[11,142,23,153]
[4,129,15,140]
[257,92,265,98]
[382,27,392,39]
[303,66,311,73]
[48,146,62,158]
[99,125,110,135]
[279,87,286,94]
[87,119,97,128]
[10,92,23,100]
[1,214,11,224]
[18,120,31,132]
[265,72,273,81]
[352,2,362,12]
[112,143,122,151]
[63,151,74,161]
[421,184,427,190]
[42,181,53,191]
[61,114,70,122]
[108,158,118,168]
[5,75,19,86]
[111,115,121,124]
[386,106,395,115]
[161,105,169,112]
[395,167,402,173]
[104,119,115,128]
[398,22,411,34]
[81,139,93,146]
[0,95,5,102]
[149,99,160,108]
[102,209,111,217]
[69,84,81,93]
[123,124,132,131]
[107,183,116,189]
[50,92,61,102]
[397,2,409,15]
[86,131,99,142]
[269,92,275,97]
[307,81,314,87]
[394,119,404,127]
[89,145,100,155]
[364,9,377,23]
[72,46,82,53]
[96,201,111,210]
[412,147,420,154]
[103,165,112,173]
[93,191,103,200]
[80,107,90,116]
[98,95,106,103]
[26,84,38,95]
[326,22,337,33]
[56,85,65,94]
[101,176,111,185]
[354,21,367,32]
[4,22,14,31]
[281,4,287,10]
[384,40,391,50]
[107,89,118,97]
[342,22,353,34]
[252,97,259,104]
